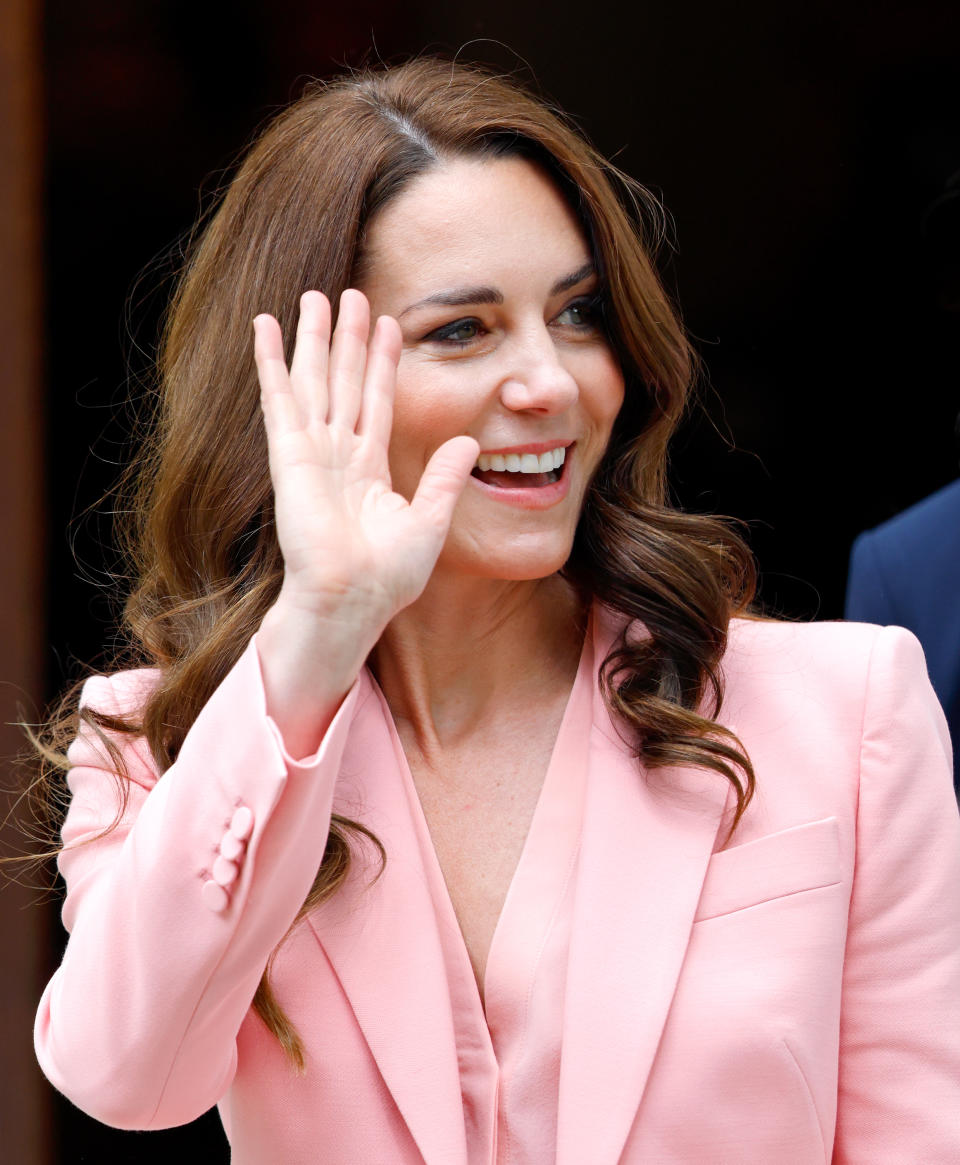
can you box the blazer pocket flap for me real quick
[695,817,841,922]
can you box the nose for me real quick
[498,327,579,414]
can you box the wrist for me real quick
[255,599,381,758]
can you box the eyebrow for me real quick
[397,261,596,319]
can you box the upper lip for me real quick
[475,439,574,456]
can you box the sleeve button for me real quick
[229,805,254,840]
[201,879,230,912]
[212,855,239,886]
[219,832,244,862]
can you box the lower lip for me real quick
[467,450,573,510]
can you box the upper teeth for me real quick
[476,447,567,473]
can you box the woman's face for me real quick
[359,155,625,582]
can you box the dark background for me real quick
[38,0,960,1160]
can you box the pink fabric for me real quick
[34,609,960,1163]
[380,613,592,1164]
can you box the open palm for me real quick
[255,289,479,630]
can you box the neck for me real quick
[371,572,587,754]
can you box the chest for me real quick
[401,716,565,1002]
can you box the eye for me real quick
[424,318,485,345]
[555,295,603,329]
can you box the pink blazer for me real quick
[35,611,960,1163]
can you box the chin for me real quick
[485,562,566,583]
[447,536,575,583]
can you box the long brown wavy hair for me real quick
[34,56,756,1070]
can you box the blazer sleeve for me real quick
[34,636,364,1131]
[834,625,960,1162]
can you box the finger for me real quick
[254,314,297,409]
[358,315,402,451]
[327,289,369,430]
[289,290,331,425]
[254,316,309,487]
[409,435,480,532]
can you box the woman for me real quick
[34,58,960,1162]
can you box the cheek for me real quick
[586,354,627,440]
[606,375,627,427]
[388,369,475,490]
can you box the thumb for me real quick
[409,436,480,531]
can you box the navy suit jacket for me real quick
[845,478,960,793]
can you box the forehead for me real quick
[359,156,592,301]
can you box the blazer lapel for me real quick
[556,616,732,1165]
[307,674,469,1165]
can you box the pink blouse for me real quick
[382,619,593,1163]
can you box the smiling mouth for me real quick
[471,445,568,488]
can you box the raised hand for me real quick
[253,289,479,753]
